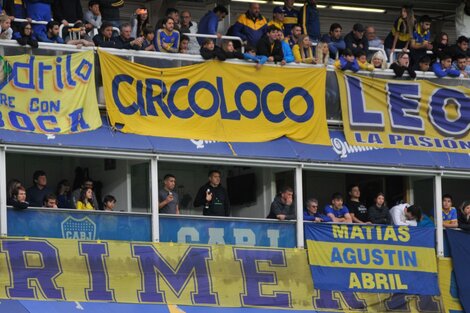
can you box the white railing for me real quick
[184,33,244,51]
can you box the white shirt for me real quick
[390,203,417,226]
[456,3,470,38]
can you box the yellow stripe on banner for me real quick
[307,240,437,273]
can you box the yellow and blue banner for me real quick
[0,51,101,133]
[98,50,330,145]
[438,257,464,313]
[305,223,439,295]
[337,71,470,153]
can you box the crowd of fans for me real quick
[0,1,469,75]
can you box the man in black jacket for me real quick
[92,21,116,47]
[113,22,143,50]
[98,0,123,28]
[344,23,368,56]
[194,170,230,217]
[267,186,295,220]
[256,25,285,64]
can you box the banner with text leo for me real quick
[98,50,329,145]
[0,51,101,134]
[337,71,470,153]
[305,223,439,295]
[0,237,445,312]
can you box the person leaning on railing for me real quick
[458,201,470,231]
[92,21,116,48]
[12,22,38,48]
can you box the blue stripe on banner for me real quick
[310,266,440,295]
[446,229,470,313]
[304,223,435,248]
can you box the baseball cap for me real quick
[273,6,285,14]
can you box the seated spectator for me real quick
[458,200,470,231]
[268,6,285,34]
[84,0,102,32]
[43,193,58,208]
[267,186,295,220]
[37,21,64,44]
[231,3,268,48]
[155,17,180,53]
[56,179,71,209]
[256,25,285,65]
[321,23,345,60]
[346,184,370,224]
[142,25,155,51]
[315,42,330,65]
[26,170,53,207]
[344,23,368,56]
[324,192,352,223]
[197,5,228,45]
[334,48,359,72]
[370,51,387,69]
[222,40,243,59]
[410,15,433,66]
[200,38,226,61]
[445,36,469,60]
[130,7,149,38]
[368,192,391,225]
[356,50,374,71]
[304,198,331,222]
[365,25,384,50]
[442,194,458,228]
[0,15,13,40]
[390,202,421,226]
[432,54,462,78]
[285,24,302,49]
[418,212,435,227]
[293,34,315,64]
[180,10,199,54]
[7,179,22,206]
[92,21,116,48]
[13,22,38,48]
[278,31,294,63]
[72,179,99,209]
[432,32,449,61]
[243,46,268,69]
[10,186,28,210]
[414,55,431,72]
[389,52,416,78]
[451,53,469,77]
[103,195,116,211]
[114,22,143,50]
[64,22,95,48]
[76,187,95,210]
[179,34,190,54]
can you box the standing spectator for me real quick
[3,0,27,31]
[256,25,285,65]
[390,203,420,226]
[24,0,53,42]
[43,194,58,208]
[158,174,179,214]
[37,20,64,43]
[114,22,143,50]
[52,0,83,28]
[389,52,416,78]
[10,186,29,210]
[368,192,391,225]
[432,32,449,61]
[334,49,359,72]
[445,36,470,60]
[103,195,116,211]
[84,0,102,31]
[365,26,383,50]
[92,21,116,47]
[98,0,123,28]
[455,0,470,39]
[442,194,458,228]
[324,192,352,223]
[344,23,368,56]
[197,5,227,45]
[285,24,301,49]
[268,6,285,35]
[315,42,330,65]
[299,0,320,42]
[200,38,226,60]
[13,22,38,48]
[141,25,155,51]
[0,15,13,39]
[26,170,53,207]
[180,10,199,54]
[193,170,230,217]
[346,184,370,224]
[384,5,414,56]
[267,186,295,220]
[56,179,71,209]
[458,200,470,231]
[278,31,294,63]
[304,198,331,222]
[432,54,462,78]
[231,3,268,48]
[321,23,345,60]
[282,0,298,38]
[370,51,387,69]
[76,187,95,210]
[129,6,149,38]
[155,17,179,53]
[410,15,433,66]
[293,34,315,64]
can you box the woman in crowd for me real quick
[13,22,38,48]
[432,32,449,61]
[458,201,470,231]
[370,51,387,69]
[222,40,243,59]
[293,34,316,64]
[389,52,416,78]
[0,14,13,40]
[130,7,149,38]
[315,42,330,65]
[368,192,391,225]
[56,180,71,209]
[384,5,414,56]
[7,179,22,205]
[76,187,95,210]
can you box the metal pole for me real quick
[0,147,7,236]
[434,174,443,257]
[295,166,304,248]
[150,157,159,242]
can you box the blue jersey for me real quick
[442,207,458,225]
[324,205,349,218]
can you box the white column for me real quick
[295,166,304,248]
[434,174,443,257]
[150,157,159,242]
[0,146,7,236]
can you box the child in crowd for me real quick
[415,55,431,72]
[76,187,95,210]
[103,195,117,211]
[0,15,13,40]
[355,50,374,71]
[222,40,244,59]
[142,25,155,51]
[389,52,416,78]
[315,42,330,65]
[278,31,294,63]
[370,51,387,69]
[13,22,38,48]
[334,48,359,72]
[200,38,226,61]
[243,46,268,69]
[432,54,462,78]
[293,34,315,64]
[179,34,190,53]
[458,201,470,231]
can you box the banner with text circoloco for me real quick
[98,50,330,145]
[337,71,470,153]
[0,51,101,134]
[0,237,449,312]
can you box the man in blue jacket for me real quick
[231,3,267,48]
[299,0,320,42]
[197,5,228,45]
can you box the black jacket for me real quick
[114,35,141,50]
[93,34,117,48]
[98,0,124,21]
[458,210,470,231]
[53,0,83,23]
[390,62,417,78]
[194,183,230,216]
[200,46,226,61]
[344,31,369,56]
[256,36,284,62]
[267,195,296,220]
[368,205,391,225]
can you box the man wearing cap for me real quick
[268,6,285,34]
[344,23,368,56]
